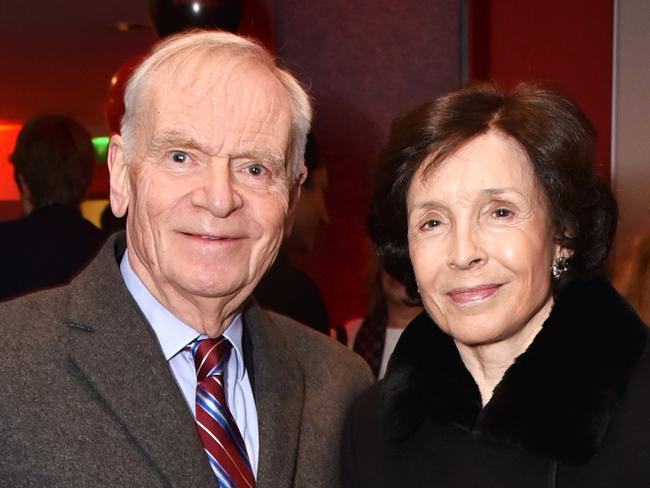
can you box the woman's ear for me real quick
[553,226,575,260]
[107,134,130,218]
[555,248,573,265]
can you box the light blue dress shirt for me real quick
[120,250,259,475]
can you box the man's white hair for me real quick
[120,30,312,179]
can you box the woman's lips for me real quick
[446,284,503,304]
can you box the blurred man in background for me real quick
[255,133,331,334]
[0,114,103,301]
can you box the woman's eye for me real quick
[169,151,190,163]
[493,208,513,218]
[421,219,440,230]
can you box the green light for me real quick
[92,136,110,162]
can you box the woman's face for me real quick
[406,130,561,348]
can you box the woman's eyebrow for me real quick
[482,188,526,197]
[409,199,446,212]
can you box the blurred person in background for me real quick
[613,229,650,324]
[334,260,423,378]
[342,82,650,487]
[255,132,331,334]
[0,114,103,301]
[99,201,126,238]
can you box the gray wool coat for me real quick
[0,233,373,487]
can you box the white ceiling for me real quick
[0,0,158,134]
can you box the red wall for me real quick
[469,0,614,178]
[0,123,21,201]
[269,0,462,328]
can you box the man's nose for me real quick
[447,220,487,270]
[191,159,243,217]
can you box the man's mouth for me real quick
[180,231,242,242]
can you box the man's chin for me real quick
[180,282,246,301]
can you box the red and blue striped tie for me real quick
[191,337,255,488]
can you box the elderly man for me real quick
[0,31,372,487]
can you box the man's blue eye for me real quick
[247,164,265,176]
[170,151,188,163]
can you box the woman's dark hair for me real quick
[368,82,617,298]
[10,114,96,208]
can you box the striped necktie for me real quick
[190,337,255,488]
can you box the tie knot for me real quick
[190,337,232,382]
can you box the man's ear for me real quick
[284,165,307,234]
[107,134,130,218]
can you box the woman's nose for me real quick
[447,222,487,270]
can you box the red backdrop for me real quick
[469,0,614,179]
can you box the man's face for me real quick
[109,55,297,329]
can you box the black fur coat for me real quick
[342,276,650,487]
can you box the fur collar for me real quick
[381,275,648,465]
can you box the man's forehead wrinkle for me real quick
[206,53,264,102]
[241,80,267,141]
[146,54,291,164]
[258,85,277,132]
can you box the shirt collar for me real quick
[120,249,246,379]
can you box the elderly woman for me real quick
[342,83,650,487]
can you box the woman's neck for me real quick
[454,298,553,406]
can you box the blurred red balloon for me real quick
[150,0,242,38]
[104,56,143,134]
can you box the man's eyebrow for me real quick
[234,151,285,167]
[148,131,210,154]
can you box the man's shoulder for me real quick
[0,284,70,320]
[0,286,72,365]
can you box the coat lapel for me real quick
[61,236,216,487]
[244,304,305,488]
